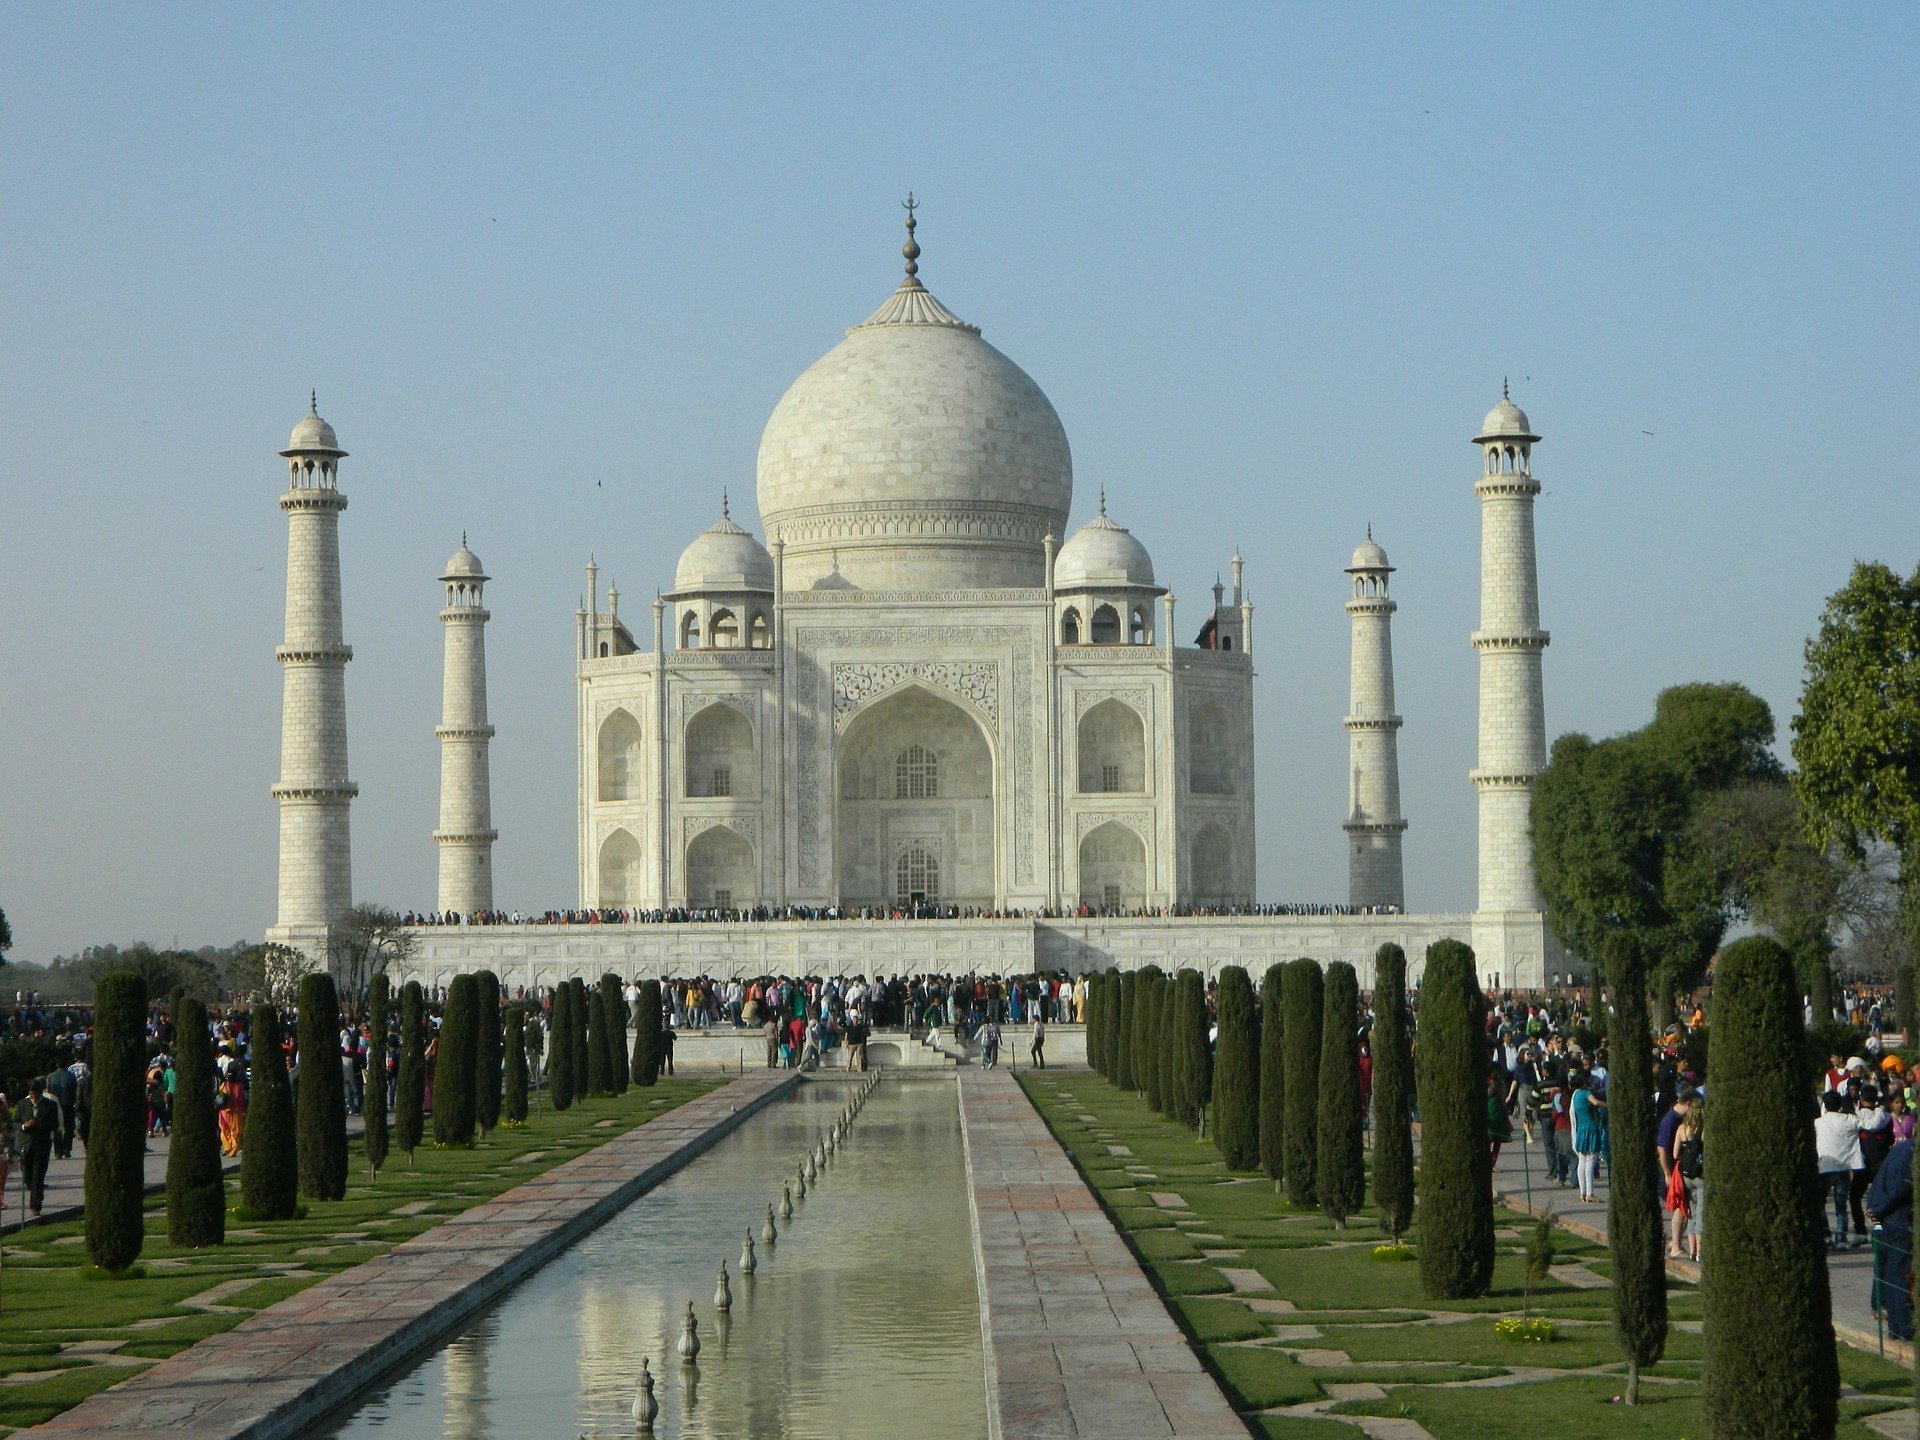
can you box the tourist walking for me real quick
[1815,1090,1866,1248]
[1868,1134,1914,1341]
[1570,1074,1604,1202]
[16,1079,58,1218]
[1029,1015,1046,1069]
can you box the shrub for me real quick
[586,984,612,1097]
[603,974,629,1096]
[1173,969,1211,1130]
[1086,973,1106,1075]
[364,974,390,1177]
[1316,960,1364,1226]
[1370,944,1414,1240]
[503,1006,529,1123]
[395,981,427,1159]
[549,982,575,1111]
[433,974,479,1147]
[1703,936,1837,1440]
[239,1002,298,1220]
[1414,939,1493,1299]
[1211,966,1260,1170]
[474,970,503,1131]
[1281,958,1323,1206]
[166,995,225,1247]
[1114,971,1135,1090]
[1131,965,1164,1098]
[1102,972,1123,1081]
[632,979,663,1086]
[85,971,148,1270]
[296,972,348,1202]
[1258,963,1286,1184]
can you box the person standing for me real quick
[1868,1134,1914,1341]
[1570,1074,1605,1202]
[16,1079,59,1218]
[1656,1088,1691,1257]
[1815,1090,1866,1247]
[43,1063,76,1160]
[1029,1014,1046,1070]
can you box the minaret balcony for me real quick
[271,781,360,801]
[1473,476,1541,500]
[276,644,354,664]
[1469,630,1549,652]
[1470,770,1540,790]
[280,489,349,513]
[1343,714,1402,731]
[435,724,497,741]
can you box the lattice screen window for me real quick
[894,745,938,799]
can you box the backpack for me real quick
[1677,1136,1704,1180]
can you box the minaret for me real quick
[1344,530,1406,909]
[270,395,357,962]
[1472,384,1550,923]
[435,536,497,915]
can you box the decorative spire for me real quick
[902,193,920,279]
[1366,523,1373,542]
[1502,375,1510,401]
[721,487,730,520]
[1098,486,1107,517]
[310,388,318,416]
[462,529,468,548]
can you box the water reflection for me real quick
[308,1081,987,1439]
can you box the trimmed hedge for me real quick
[1703,936,1837,1440]
[1414,939,1493,1299]
[585,984,612,1097]
[86,971,149,1269]
[602,973,629,1095]
[1114,971,1135,1090]
[1281,958,1323,1207]
[1172,969,1211,1131]
[1102,972,1123,1082]
[549,981,575,1111]
[1315,960,1364,1226]
[1211,966,1260,1170]
[433,974,479,1147]
[395,981,426,1159]
[166,995,225,1247]
[1605,941,1667,1402]
[1370,944,1414,1239]
[296,972,348,1202]
[475,970,503,1132]
[632,979,664,1086]
[240,1002,298,1220]
[364,974,390,1176]
[1258,963,1286,1184]
[503,1006,530,1123]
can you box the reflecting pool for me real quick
[306,1079,987,1439]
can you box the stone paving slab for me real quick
[961,1070,1250,1438]
[29,1073,796,1440]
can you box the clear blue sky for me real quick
[3,7,1915,964]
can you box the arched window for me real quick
[894,744,938,799]
[709,609,739,648]
[1061,607,1081,646]
[598,642,609,657]
[1129,607,1147,644]
[680,611,700,649]
[896,846,939,906]
[749,613,770,649]
[1091,604,1121,644]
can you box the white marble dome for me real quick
[1477,394,1536,440]
[674,509,774,592]
[442,540,486,579]
[1347,536,1390,571]
[282,401,343,457]
[1056,510,1154,588]
[755,271,1072,591]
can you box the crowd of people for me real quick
[401,901,1406,927]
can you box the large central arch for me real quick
[834,685,995,908]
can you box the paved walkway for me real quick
[961,1068,1249,1438]
[31,1072,795,1440]
[1487,1131,1899,1361]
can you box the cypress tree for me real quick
[603,974,630,1095]
[1703,936,1837,1440]
[1113,971,1135,1089]
[632,979,664,1085]
[474,970,503,1132]
[1897,961,1916,1043]
[1103,973,1124,1081]
[1258,963,1287,1185]
[86,971,148,1270]
[1281,959,1324,1207]
[296,972,348,1202]
[1158,975,1182,1116]
[586,986,612,1096]
[1370,944,1414,1241]
[1316,960,1364,1227]
[166,995,225,1247]
[1142,971,1168,1113]
[240,1002,298,1220]
[570,978,591,1095]
[1174,969,1211,1131]
[1415,939,1494,1299]
[395,981,426,1160]
[1130,965,1163,1095]
[503,1007,530,1123]
[549,983,576,1111]
[1085,974,1105,1074]
[1605,940,1667,1404]
[364,974,390,1177]
[1211,966,1260,1169]
[434,975,479,1146]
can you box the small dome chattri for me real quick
[282,393,344,457]
[1055,502,1155,588]
[674,503,774,592]
[1476,385,1537,442]
[1348,535,1391,572]
[442,539,486,580]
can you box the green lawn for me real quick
[1021,1073,1907,1439]
[0,1081,716,1434]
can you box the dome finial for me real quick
[1502,375,1510,401]
[462,529,468,547]
[1366,522,1373,542]
[309,388,318,416]
[1098,486,1107,517]
[901,193,920,279]
[721,487,730,520]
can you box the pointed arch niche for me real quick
[1077,698,1146,794]
[598,829,643,907]
[597,709,645,802]
[685,701,754,799]
[686,825,755,908]
[1078,820,1146,912]
[1190,821,1236,905]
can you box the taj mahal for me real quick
[265,205,1564,991]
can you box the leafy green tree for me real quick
[1415,940,1493,1299]
[1604,940,1666,1403]
[240,1003,298,1219]
[1172,969,1210,1130]
[1315,961,1364,1227]
[364,974,390,1177]
[1281,959,1323,1207]
[395,981,427,1159]
[86,971,148,1268]
[326,904,418,1017]
[1210,967,1260,1169]
[166,995,225,1247]
[1258,963,1286,1185]
[474,970,503,1130]
[632,979,664,1085]
[1370,944,1414,1241]
[1113,971,1134,1089]
[549,982,576,1110]
[0,906,12,963]
[434,975,479,1146]
[1703,936,1838,1440]
[296,972,348,1201]
[503,1007,530,1123]
[88,945,217,1004]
